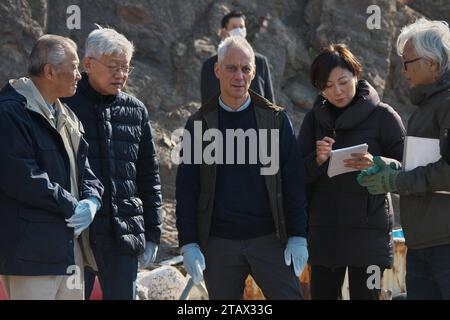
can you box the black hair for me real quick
[221,11,246,29]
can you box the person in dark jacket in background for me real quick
[63,27,162,300]
[176,36,307,300]
[200,10,275,105]
[298,44,405,300]
[359,19,450,300]
[0,35,104,300]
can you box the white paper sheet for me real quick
[402,136,441,171]
[401,136,449,194]
[327,143,368,178]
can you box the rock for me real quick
[161,135,175,148]
[0,0,43,82]
[135,283,149,300]
[407,0,450,21]
[310,0,397,96]
[137,266,188,300]
[136,265,209,300]
[284,81,316,111]
[252,16,290,91]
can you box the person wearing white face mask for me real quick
[200,10,275,105]
[226,26,247,38]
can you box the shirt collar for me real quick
[45,102,56,117]
[219,95,251,112]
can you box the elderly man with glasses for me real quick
[62,27,162,300]
[358,18,450,299]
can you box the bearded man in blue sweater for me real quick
[175,36,308,299]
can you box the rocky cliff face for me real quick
[0,0,444,247]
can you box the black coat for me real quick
[63,74,162,256]
[298,80,405,268]
[200,52,275,105]
[0,83,104,275]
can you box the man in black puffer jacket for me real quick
[63,28,162,300]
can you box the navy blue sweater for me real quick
[210,103,274,239]
[176,100,307,246]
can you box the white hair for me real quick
[217,36,255,65]
[397,18,450,75]
[28,35,78,76]
[85,26,135,61]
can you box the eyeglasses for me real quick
[403,57,423,71]
[90,57,134,75]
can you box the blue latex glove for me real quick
[139,241,158,269]
[284,236,308,277]
[181,243,206,285]
[66,197,100,238]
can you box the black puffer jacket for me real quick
[298,80,405,268]
[63,73,162,256]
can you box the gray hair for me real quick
[217,36,255,65]
[28,35,78,76]
[397,18,450,75]
[85,27,135,61]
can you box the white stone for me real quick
[136,266,188,300]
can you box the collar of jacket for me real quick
[409,70,450,106]
[199,89,283,114]
[10,77,56,124]
[78,72,117,105]
[200,89,283,126]
[9,77,84,135]
[312,79,380,131]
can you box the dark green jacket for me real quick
[397,71,450,249]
